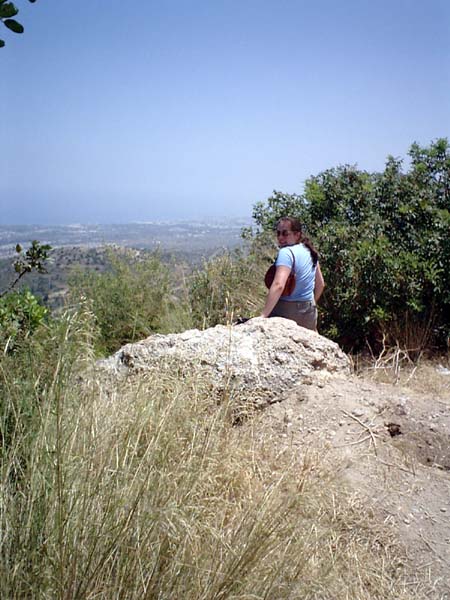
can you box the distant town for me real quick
[0,218,252,259]
[0,218,255,309]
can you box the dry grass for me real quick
[359,353,450,397]
[395,356,450,398]
[1,324,425,598]
[354,333,450,396]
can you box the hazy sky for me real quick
[2,0,449,224]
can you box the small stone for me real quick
[440,507,447,513]
[352,409,364,417]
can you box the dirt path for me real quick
[256,365,450,598]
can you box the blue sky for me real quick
[2,0,449,224]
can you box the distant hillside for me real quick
[0,220,251,309]
[0,219,250,259]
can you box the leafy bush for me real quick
[0,240,52,352]
[69,247,179,355]
[0,288,48,352]
[0,302,96,483]
[188,247,271,329]
[250,139,450,352]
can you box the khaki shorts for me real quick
[270,299,317,331]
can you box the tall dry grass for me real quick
[1,311,422,599]
[355,331,450,393]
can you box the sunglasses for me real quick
[276,229,293,237]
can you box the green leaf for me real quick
[0,2,18,18]
[15,244,22,253]
[4,18,23,33]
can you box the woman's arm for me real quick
[260,265,291,318]
[314,263,325,303]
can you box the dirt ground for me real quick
[253,359,450,599]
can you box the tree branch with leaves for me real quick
[0,240,51,298]
[0,0,36,48]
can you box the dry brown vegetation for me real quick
[1,283,449,598]
[1,308,436,598]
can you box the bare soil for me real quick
[252,360,450,599]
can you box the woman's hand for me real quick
[260,265,291,317]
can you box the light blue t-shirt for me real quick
[275,243,316,301]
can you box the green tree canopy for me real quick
[249,139,450,353]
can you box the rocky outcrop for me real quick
[97,317,350,405]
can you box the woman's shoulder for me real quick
[277,245,293,256]
[287,243,307,258]
[277,245,298,259]
[276,245,295,266]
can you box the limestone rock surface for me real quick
[97,317,350,404]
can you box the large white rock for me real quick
[97,317,350,404]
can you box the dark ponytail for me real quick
[301,236,319,266]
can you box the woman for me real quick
[260,217,325,331]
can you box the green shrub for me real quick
[69,247,178,355]
[250,139,450,353]
[0,302,96,484]
[189,247,270,329]
[0,288,48,352]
